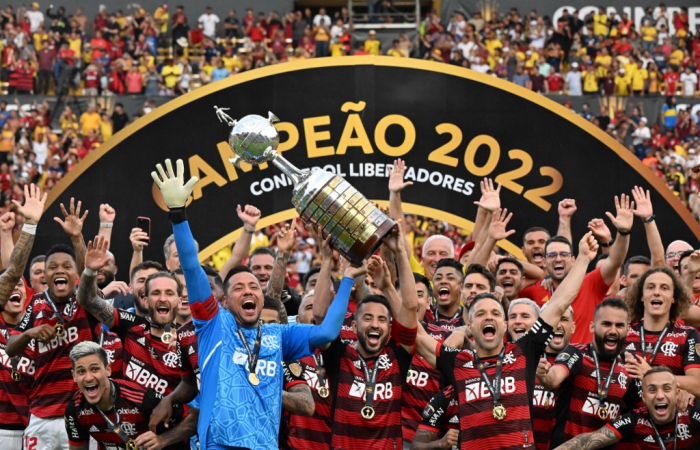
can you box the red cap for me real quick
[458,240,476,262]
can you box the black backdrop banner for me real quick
[35,57,700,275]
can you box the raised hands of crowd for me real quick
[276,222,297,253]
[84,235,111,272]
[367,255,391,292]
[558,199,577,219]
[605,193,634,234]
[54,197,88,237]
[388,158,413,194]
[307,224,332,261]
[473,178,501,212]
[488,208,515,241]
[630,186,653,221]
[587,218,612,245]
[237,203,261,232]
[99,203,116,224]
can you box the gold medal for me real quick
[598,406,609,420]
[248,372,260,386]
[126,439,137,450]
[361,405,375,420]
[55,323,65,337]
[493,404,507,420]
[160,331,173,344]
[317,386,329,398]
[543,395,551,410]
[11,370,20,382]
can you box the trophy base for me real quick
[348,219,397,266]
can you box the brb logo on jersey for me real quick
[38,326,80,353]
[349,377,394,401]
[464,376,516,402]
[233,350,277,378]
[406,369,430,387]
[125,359,169,393]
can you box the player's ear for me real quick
[352,320,357,333]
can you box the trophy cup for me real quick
[215,107,396,266]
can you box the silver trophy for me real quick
[216,107,396,266]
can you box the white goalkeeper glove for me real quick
[151,159,199,209]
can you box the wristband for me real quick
[243,226,255,233]
[100,222,113,228]
[168,207,187,224]
[617,228,632,236]
[22,223,37,235]
[83,267,98,277]
[600,238,614,248]
[642,214,655,224]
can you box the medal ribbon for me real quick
[650,413,677,450]
[640,322,671,364]
[45,292,75,325]
[472,346,506,409]
[433,305,463,325]
[591,345,618,410]
[236,320,262,379]
[313,352,327,390]
[357,354,380,412]
[95,382,132,444]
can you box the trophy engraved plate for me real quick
[217,108,396,266]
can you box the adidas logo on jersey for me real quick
[590,370,598,378]
[449,415,459,424]
[463,361,474,368]
[644,435,655,443]
[626,343,635,351]
[137,337,146,346]
[188,346,195,355]
[89,425,99,432]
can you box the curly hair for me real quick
[625,266,692,324]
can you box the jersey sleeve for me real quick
[282,360,307,390]
[391,340,414,379]
[12,298,35,333]
[606,410,636,441]
[320,336,344,379]
[64,400,89,446]
[683,328,700,371]
[516,317,554,359]
[281,322,314,361]
[552,344,583,378]
[435,344,463,388]
[177,339,194,377]
[417,388,452,433]
[111,308,144,340]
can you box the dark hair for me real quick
[355,294,393,320]
[678,250,695,274]
[642,365,675,382]
[522,227,550,245]
[263,295,288,324]
[29,254,45,270]
[130,260,163,282]
[436,258,464,277]
[495,257,524,275]
[465,264,496,291]
[545,236,573,253]
[467,292,503,320]
[414,272,432,292]
[144,271,184,297]
[223,265,255,292]
[249,247,275,265]
[594,297,629,321]
[303,267,321,289]
[45,244,76,262]
[622,256,651,277]
[625,267,691,323]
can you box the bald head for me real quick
[666,240,693,273]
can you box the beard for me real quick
[96,272,116,290]
[134,293,149,316]
[594,332,625,359]
[356,329,386,356]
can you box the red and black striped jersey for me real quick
[176,320,199,390]
[431,306,465,331]
[608,403,700,449]
[532,352,558,450]
[111,309,188,395]
[625,322,700,376]
[279,360,308,449]
[0,316,31,429]
[436,317,554,450]
[285,350,332,450]
[64,378,188,450]
[341,306,357,345]
[323,335,413,450]
[101,330,123,379]
[402,322,450,443]
[12,293,102,418]
[416,385,459,438]
[551,343,639,449]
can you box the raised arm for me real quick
[470,208,515,267]
[53,197,88,273]
[267,222,295,302]
[151,159,212,307]
[309,225,333,320]
[129,226,147,276]
[367,255,401,317]
[465,179,500,267]
[599,194,633,284]
[384,222,418,333]
[76,236,116,328]
[414,325,438,368]
[282,383,315,416]
[97,203,115,249]
[556,199,576,244]
[540,231,598,327]
[0,212,15,269]
[631,186,664,267]
[552,425,619,450]
[388,158,413,253]
[219,204,261,280]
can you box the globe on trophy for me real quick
[215,107,396,266]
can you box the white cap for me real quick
[571,62,579,68]
[640,117,647,123]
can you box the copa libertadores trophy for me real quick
[215,107,396,266]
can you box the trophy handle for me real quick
[267,112,279,124]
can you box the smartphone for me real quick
[137,217,151,241]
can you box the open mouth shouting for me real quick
[551,330,565,347]
[53,277,69,293]
[532,250,544,265]
[649,298,664,312]
[512,327,527,339]
[552,263,566,278]
[84,382,100,400]
[155,303,172,319]
[8,293,22,307]
[366,329,382,347]
[240,296,258,318]
[482,323,497,340]
[437,286,451,303]
[603,334,620,352]
[501,279,515,293]
[654,402,669,416]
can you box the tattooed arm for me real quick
[553,426,619,450]
[76,237,115,328]
[267,223,295,303]
[155,407,199,447]
[411,428,460,450]
[282,383,315,417]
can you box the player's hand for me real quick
[587,218,612,244]
[606,193,634,234]
[148,396,174,432]
[151,159,198,209]
[276,222,296,253]
[388,158,413,193]
[54,197,88,237]
[488,208,515,241]
[381,219,405,254]
[15,183,47,225]
[27,324,56,344]
[367,255,390,292]
[536,357,551,383]
[631,186,653,220]
[130,227,149,252]
[0,212,15,232]
[101,281,129,298]
[558,198,577,219]
[344,259,368,279]
[676,384,693,413]
[237,204,261,229]
[624,352,651,380]
[438,428,459,448]
[308,224,332,260]
[135,431,166,450]
[473,178,501,212]
[85,236,111,271]
[99,203,116,224]
[577,231,599,262]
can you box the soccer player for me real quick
[461,264,496,309]
[413,231,598,450]
[316,225,418,450]
[536,297,639,448]
[76,236,191,396]
[553,366,700,449]
[411,385,459,449]
[152,158,357,450]
[496,258,526,304]
[431,259,465,329]
[622,266,700,396]
[65,341,197,450]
